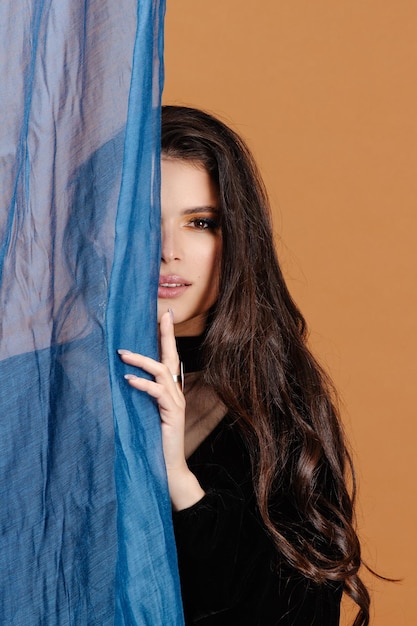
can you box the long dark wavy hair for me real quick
[161,105,370,625]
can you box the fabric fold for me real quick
[0,1,183,623]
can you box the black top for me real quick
[173,336,343,626]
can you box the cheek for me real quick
[207,245,222,292]
[207,243,221,276]
[192,240,221,277]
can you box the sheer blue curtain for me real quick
[0,1,184,623]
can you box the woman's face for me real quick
[158,158,222,336]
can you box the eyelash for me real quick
[187,217,220,231]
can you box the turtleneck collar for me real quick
[176,333,205,374]
[175,329,227,458]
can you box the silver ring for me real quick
[172,361,184,391]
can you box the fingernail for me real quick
[168,308,174,323]
[117,349,132,355]
[124,374,138,380]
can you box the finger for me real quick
[119,350,174,385]
[159,310,181,376]
[124,374,170,403]
[124,375,185,416]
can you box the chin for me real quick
[174,313,208,337]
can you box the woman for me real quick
[119,106,370,625]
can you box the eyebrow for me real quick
[181,206,220,215]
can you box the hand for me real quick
[118,310,205,510]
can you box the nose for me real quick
[161,220,181,263]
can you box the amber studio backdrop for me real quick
[163,2,417,624]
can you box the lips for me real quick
[158,275,191,298]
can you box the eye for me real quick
[187,217,220,231]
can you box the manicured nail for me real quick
[124,374,138,380]
[117,349,132,355]
[168,307,174,323]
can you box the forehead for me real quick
[161,158,218,209]
[161,156,207,176]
